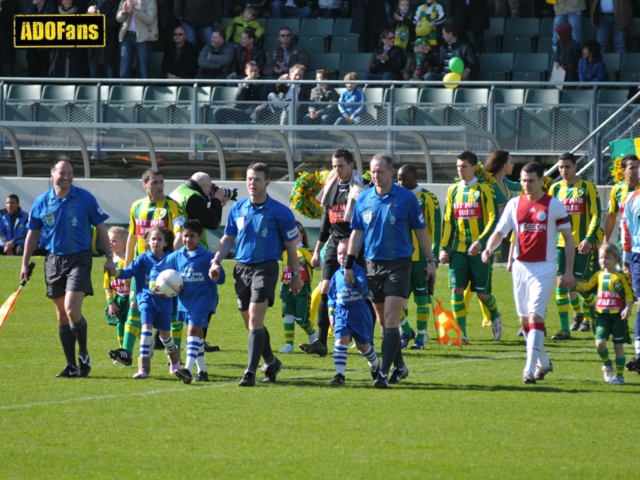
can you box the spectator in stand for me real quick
[589,0,633,54]
[162,25,199,79]
[0,195,29,256]
[554,23,581,82]
[336,72,365,125]
[578,39,609,83]
[304,69,340,125]
[425,23,479,81]
[311,0,344,18]
[361,29,405,83]
[391,0,414,52]
[88,0,120,78]
[351,0,389,53]
[212,61,269,123]
[402,37,437,85]
[413,0,445,49]
[50,0,87,77]
[265,64,312,124]
[197,29,235,79]
[174,0,222,48]
[0,0,22,76]
[227,29,266,80]
[26,0,57,78]
[450,0,489,53]
[552,0,584,53]
[271,0,312,18]
[494,0,520,18]
[116,0,159,79]
[226,6,265,46]
[263,27,309,78]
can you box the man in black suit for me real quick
[162,25,199,79]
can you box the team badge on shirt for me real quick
[473,190,480,200]
[236,216,245,230]
[577,188,585,197]
[44,212,55,226]
[363,210,372,224]
[156,208,167,219]
[71,217,78,227]
[537,211,547,221]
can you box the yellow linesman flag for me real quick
[434,298,463,348]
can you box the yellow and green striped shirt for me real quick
[128,198,184,257]
[579,271,633,314]
[548,179,601,248]
[441,180,498,253]
[282,245,313,284]
[411,186,441,261]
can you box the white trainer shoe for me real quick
[278,344,295,354]
[492,315,503,341]
[602,365,615,383]
[609,375,625,385]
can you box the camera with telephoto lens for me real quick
[211,184,239,201]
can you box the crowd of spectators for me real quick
[0,0,639,95]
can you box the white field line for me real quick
[0,349,589,410]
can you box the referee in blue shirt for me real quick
[347,154,437,388]
[21,157,116,378]
[210,163,302,387]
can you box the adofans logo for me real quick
[14,14,105,48]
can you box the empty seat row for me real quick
[219,17,358,39]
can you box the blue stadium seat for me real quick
[5,84,42,122]
[415,88,453,126]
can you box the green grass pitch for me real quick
[1,256,638,478]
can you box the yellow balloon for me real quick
[443,72,461,89]
[416,23,432,38]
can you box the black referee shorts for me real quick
[44,249,94,299]
[233,260,279,311]
[365,257,412,304]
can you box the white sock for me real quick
[160,335,176,353]
[185,335,199,373]
[195,339,207,373]
[307,329,317,343]
[334,344,348,375]
[635,340,640,356]
[536,343,550,368]
[524,330,544,374]
[140,326,153,358]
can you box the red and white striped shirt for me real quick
[496,194,570,263]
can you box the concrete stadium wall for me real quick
[0,178,620,244]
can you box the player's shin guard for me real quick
[569,294,582,316]
[415,296,430,343]
[247,329,265,374]
[381,328,401,375]
[480,294,500,321]
[451,293,468,337]
[170,318,184,351]
[58,324,77,366]
[69,317,88,356]
[139,326,153,357]
[400,307,412,335]
[333,344,348,375]
[317,294,330,346]
[116,320,125,348]
[284,314,295,346]
[556,288,571,332]
[123,308,141,354]
[582,294,596,323]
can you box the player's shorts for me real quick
[556,247,600,280]
[512,260,556,318]
[177,310,211,328]
[233,260,279,311]
[595,312,630,344]
[365,257,412,304]
[105,294,129,326]
[333,306,373,345]
[322,236,365,281]
[139,300,172,331]
[407,259,429,298]
[630,253,640,296]
[281,283,311,321]
[44,249,93,299]
[448,251,493,294]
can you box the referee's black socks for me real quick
[58,324,77,366]
[381,328,401,375]
[248,328,265,374]
[261,327,276,365]
[69,317,88,356]
[317,294,330,346]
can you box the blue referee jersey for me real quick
[351,183,426,260]
[151,246,226,314]
[27,185,109,255]
[225,196,298,264]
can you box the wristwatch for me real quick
[292,270,300,277]
[428,257,438,265]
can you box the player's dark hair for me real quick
[458,151,478,166]
[144,226,174,253]
[296,221,309,247]
[51,155,74,172]
[399,164,417,177]
[7,194,19,203]
[485,150,511,175]
[248,163,270,180]
[371,153,394,168]
[622,154,639,169]
[558,152,576,164]
[521,161,545,179]
[333,148,354,165]
[142,168,163,183]
[599,242,620,263]
[183,219,203,236]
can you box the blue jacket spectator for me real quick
[578,39,608,83]
[336,74,366,125]
[0,194,29,256]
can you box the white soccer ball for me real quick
[156,269,183,297]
